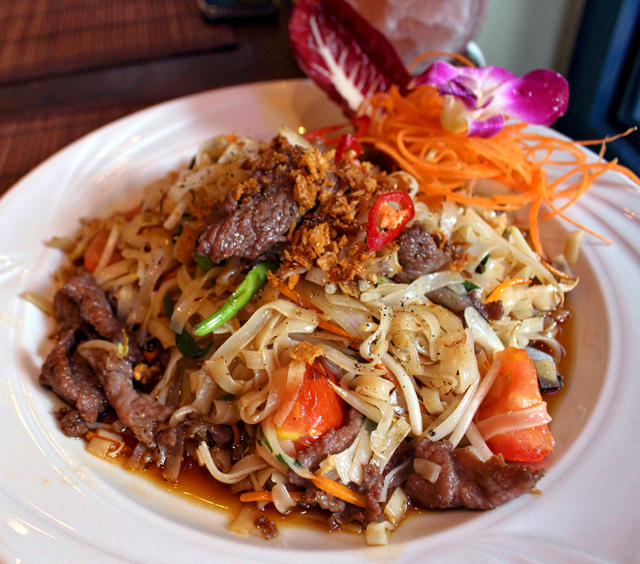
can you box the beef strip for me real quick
[404,439,544,510]
[254,515,279,540]
[157,420,234,481]
[296,406,364,470]
[53,271,142,364]
[197,136,307,263]
[394,223,449,283]
[427,287,504,321]
[80,348,172,446]
[469,290,504,321]
[39,330,107,423]
[328,505,366,530]
[302,487,347,514]
[363,463,384,521]
[55,407,89,438]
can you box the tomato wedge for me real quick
[276,361,344,450]
[366,191,415,252]
[477,347,554,462]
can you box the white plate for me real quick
[1,79,639,564]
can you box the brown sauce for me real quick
[542,299,574,417]
[118,454,337,535]
[131,456,242,514]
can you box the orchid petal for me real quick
[413,61,569,137]
[414,60,460,89]
[454,65,516,97]
[438,79,477,109]
[490,69,569,126]
[467,115,505,138]
[413,61,516,107]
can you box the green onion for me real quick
[463,280,480,292]
[165,294,213,359]
[217,393,236,401]
[276,454,290,469]
[476,254,490,274]
[164,295,174,318]
[194,261,276,337]
[192,253,216,272]
[175,330,213,359]
[260,428,273,453]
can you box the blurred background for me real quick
[0,0,637,197]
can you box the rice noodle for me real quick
[94,221,120,273]
[381,353,422,435]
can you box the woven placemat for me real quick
[0,105,144,194]
[0,0,237,84]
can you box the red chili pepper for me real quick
[366,191,415,252]
[303,123,346,143]
[335,133,363,161]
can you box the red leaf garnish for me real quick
[289,0,411,117]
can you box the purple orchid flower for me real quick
[412,61,569,138]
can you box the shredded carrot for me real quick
[486,278,531,303]
[287,274,300,290]
[317,318,357,340]
[309,474,367,508]
[279,284,319,311]
[279,285,357,341]
[540,259,575,281]
[239,492,273,503]
[355,85,640,257]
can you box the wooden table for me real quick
[0,0,305,196]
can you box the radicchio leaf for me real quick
[288,0,411,117]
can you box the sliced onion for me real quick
[476,402,552,440]
[414,458,441,483]
[383,486,408,525]
[273,360,306,426]
[382,272,464,307]
[86,437,116,459]
[365,520,394,547]
[464,307,505,353]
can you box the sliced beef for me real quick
[54,271,142,364]
[297,406,363,470]
[363,463,384,521]
[55,407,90,438]
[197,136,307,262]
[328,504,366,530]
[254,515,279,540]
[404,439,544,510]
[80,348,172,447]
[302,487,347,513]
[394,223,449,283]
[39,330,107,423]
[427,287,504,321]
[469,290,504,321]
[157,420,234,481]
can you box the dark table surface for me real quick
[0,0,305,197]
